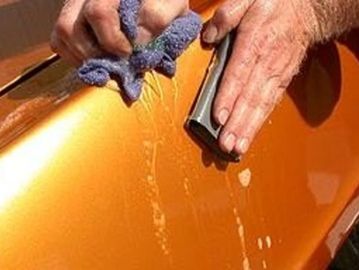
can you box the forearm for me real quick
[311,0,359,42]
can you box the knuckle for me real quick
[243,90,270,112]
[251,39,264,56]
[152,16,169,32]
[247,95,260,110]
[54,20,71,39]
[144,6,169,32]
[49,31,58,50]
[263,62,276,75]
[99,39,116,52]
[251,28,278,56]
[86,43,102,57]
[251,38,264,56]
[84,3,107,22]
[242,122,256,138]
[242,90,254,106]
[224,70,244,88]
[237,56,253,70]
[99,35,123,54]
[260,90,277,111]
[214,7,232,27]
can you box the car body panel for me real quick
[0,1,359,269]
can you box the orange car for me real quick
[0,0,359,269]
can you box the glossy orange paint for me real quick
[0,43,53,88]
[0,2,359,269]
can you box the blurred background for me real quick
[0,0,62,86]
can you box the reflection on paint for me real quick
[326,195,359,257]
[308,172,340,205]
[0,111,83,212]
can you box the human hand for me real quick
[202,0,319,155]
[50,0,189,66]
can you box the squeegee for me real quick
[187,34,240,163]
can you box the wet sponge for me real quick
[77,0,202,101]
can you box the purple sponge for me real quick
[119,0,141,42]
[77,0,202,101]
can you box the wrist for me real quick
[309,0,359,42]
[290,0,321,47]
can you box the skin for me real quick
[202,0,359,155]
[50,0,188,66]
[52,0,359,156]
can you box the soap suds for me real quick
[238,168,252,188]
[233,207,251,270]
[257,237,264,250]
[265,236,272,249]
[262,260,268,269]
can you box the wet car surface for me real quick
[0,1,359,269]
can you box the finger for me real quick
[84,0,132,56]
[61,0,86,15]
[136,0,189,44]
[62,38,86,63]
[212,28,259,126]
[71,21,103,59]
[53,0,88,62]
[54,0,102,61]
[202,0,254,44]
[219,73,281,154]
[50,34,82,66]
[214,25,293,140]
[236,33,310,147]
[218,44,294,153]
[60,5,104,59]
[213,25,281,126]
[233,84,285,155]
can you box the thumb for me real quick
[202,0,253,44]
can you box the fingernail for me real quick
[203,25,218,44]
[218,109,229,126]
[236,138,249,154]
[223,133,236,153]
